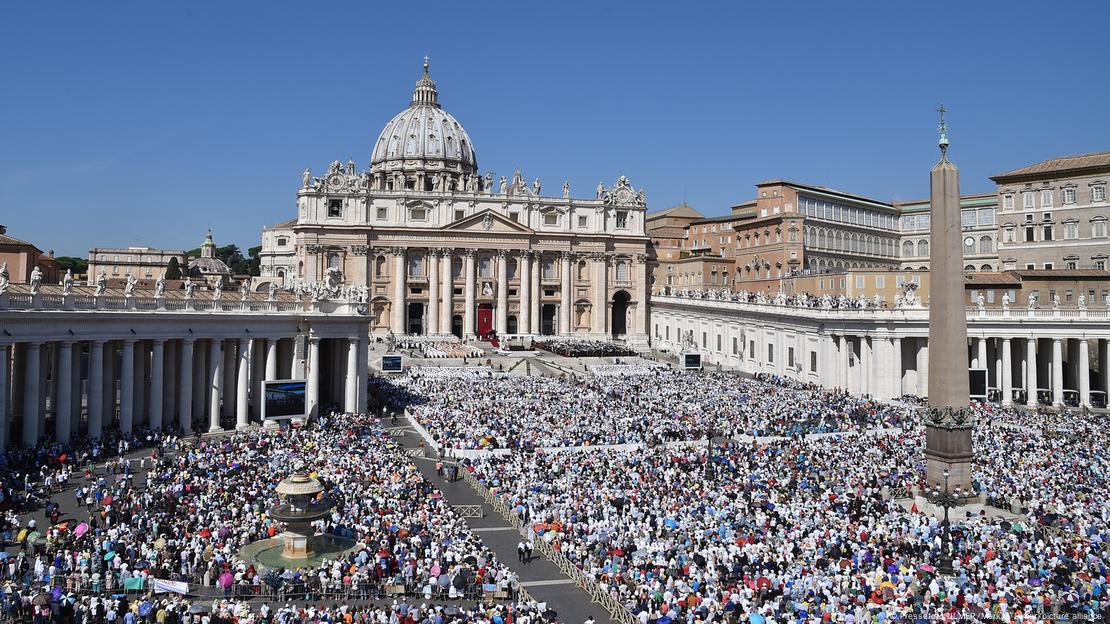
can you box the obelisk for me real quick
[924,105,974,494]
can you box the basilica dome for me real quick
[370,59,477,178]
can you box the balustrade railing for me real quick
[0,290,365,316]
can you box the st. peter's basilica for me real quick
[259,59,652,346]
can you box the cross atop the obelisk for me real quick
[937,104,949,154]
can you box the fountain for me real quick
[239,471,358,569]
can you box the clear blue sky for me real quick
[2,1,1107,257]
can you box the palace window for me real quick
[1003,193,1014,210]
[1065,257,1078,270]
[1063,188,1076,204]
[979,236,993,253]
[1043,225,1054,241]
[1041,189,1053,208]
[1022,192,1034,209]
[1095,258,1107,270]
[1092,218,1108,238]
[1093,185,1106,202]
[1063,220,1079,240]
[327,199,343,218]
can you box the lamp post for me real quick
[929,467,968,576]
[705,427,715,479]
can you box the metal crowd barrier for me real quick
[461,469,635,624]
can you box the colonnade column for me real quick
[530,254,541,335]
[209,339,223,432]
[222,341,235,420]
[179,339,194,433]
[519,252,531,336]
[357,335,369,414]
[149,340,164,430]
[495,250,508,335]
[975,337,987,369]
[134,342,147,427]
[306,337,320,419]
[1001,338,1013,407]
[427,252,440,335]
[1078,338,1090,407]
[1025,337,1038,408]
[88,341,104,439]
[560,252,573,335]
[22,343,40,447]
[1051,338,1064,407]
[55,342,73,443]
[345,338,359,413]
[917,341,929,398]
[840,335,850,392]
[119,339,135,434]
[439,250,453,334]
[265,339,279,382]
[463,250,476,339]
[860,337,872,397]
[236,339,250,430]
[890,337,902,399]
[0,344,8,449]
[390,248,406,335]
[161,341,175,430]
[1101,339,1110,405]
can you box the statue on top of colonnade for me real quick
[62,270,74,295]
[29,266,42,295]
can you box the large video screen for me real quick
[683,353,702,370]
[381,355,403,373]
[263,380,306,419]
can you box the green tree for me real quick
[165,257,182,280]
[247,245,262,276]
[55,256,89,275]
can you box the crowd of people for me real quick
[392,370,916,450]
[466,417,1110,622]
[0,413,535,622]
[533,339,637,358]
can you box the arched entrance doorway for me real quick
[611,291,630,337]
[507,315,518,334]
[451,314,463,339]
[541,304,557,335]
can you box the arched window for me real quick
[918,240,929,257]
[979,236,993,253]
[542,257,556,280]
[375,256,386,277]
[963,238,975,255]
[478,256,492,278]
[980,264,993,271]
[327,252,340,270]
[452,257,462,278]
[964,264,976,271]
[507,258,518,279]
[902,240,914,257]
[577,260,588,280]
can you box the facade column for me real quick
[593,253,610,337]
[0,343,9,449]
[560,252,573,335]
[1051,338,1064,406]
[633,255,648,345]
[119,340,135,434]
[890,337,903,399]
[1101,339,1110,400]
[519,252,531,336]
[88,341,104,439]
[179,339,194,433]
[427,252,440,335]
[439,251,453,334]
[344,338,359,413]
[530,253,541,334]
[208,339,223,432]
[306,337,320,419]
[357,336,369,414]
[236,339,251,430]
[496,250,508,335]
[56,342,73,443]
[1079,338,1091,407]
[149,340,164,431]
[917,341,929,398]
[390,248,406,335]
[1001,338,1013,407]
[1025,337,1038,408]
[463,250,476,339]
[976,337,987,370]
[22,343,41,447]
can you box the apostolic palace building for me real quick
[259,60,652,347]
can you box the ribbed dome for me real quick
[370,59,477,176]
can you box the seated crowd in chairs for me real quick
[398,336,483,358]
[533,337,637,358]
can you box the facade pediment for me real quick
[443,209,534,235]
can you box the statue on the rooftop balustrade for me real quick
[29,266,43,295]
[94,271,107,296]
[154,273,166,298]
[123,273,137,297]
[183,277,195,299]
[240,277,252,301]
[0,262,8,294]
[62,270,74,295]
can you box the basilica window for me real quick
[507,259,518,279]
[408,254,424,277]
[479,256,492,278]
[578,215,588,229]
[410,207,427,221]
[616,261,629,282]
[577,261,587,280]
[277,238,287,247]
[452,258,462,278]
[543,213,559,227]
[376,207,388,220]
[616,211,628,229]
[375,256,386,277]
[327,199,343,218]
[542,258,556,280]
[327,253,340,270]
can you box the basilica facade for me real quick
[259,60,652,346]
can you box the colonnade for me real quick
[381,247,648,342]
[0,334,370,447]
